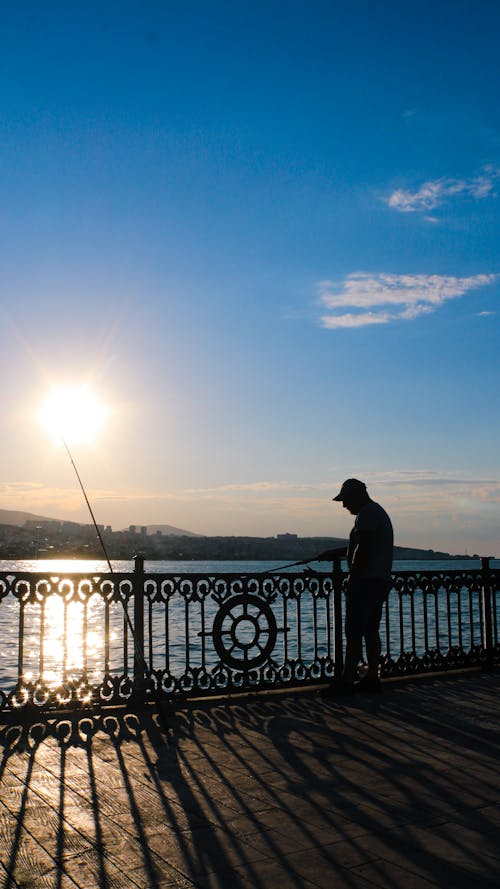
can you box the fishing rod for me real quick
[62,438,113,574]
[258,557,318,574]
[257,547,348,575]
[62,438,169,723]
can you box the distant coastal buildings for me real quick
[0,516,481,561]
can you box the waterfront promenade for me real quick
[1,671,499,888]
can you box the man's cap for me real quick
[333,478,367,501]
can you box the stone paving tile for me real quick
[61,849,143,889]
[349,859,446,888]
[474,803,500,829]
[348,826,500,887]
[193,857,324,889]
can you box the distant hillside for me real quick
[0,508,68,527]
[141,524,201,538]
[0,508,198,537]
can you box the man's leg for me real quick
[342,634,363,684]
[321,632,361,696]
[341,580,364,684]
[322,581,365,696]
[364,630,381,680]
[361,581,387,682]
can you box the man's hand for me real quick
[316,547,347,561]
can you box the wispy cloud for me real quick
[0,482,87,515]
[385,165,500,214]
[362,469,500,491]
[318,272,497,329]
[185,481,316,495]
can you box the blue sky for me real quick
[1,1,499,555]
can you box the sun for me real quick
[38,385,108,445]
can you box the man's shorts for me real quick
[345,576,391,639]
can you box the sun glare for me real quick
[38,385,108,445]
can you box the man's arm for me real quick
[348,528,371,574]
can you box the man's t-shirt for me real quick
[347,500,393,581]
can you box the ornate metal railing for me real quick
[0,557,498,712]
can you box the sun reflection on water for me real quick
[22,592,119,692]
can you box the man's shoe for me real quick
[355,677,382,693]
[320,681,355,699]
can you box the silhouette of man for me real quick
[323,479,393,695]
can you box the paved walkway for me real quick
[0,671,499,888]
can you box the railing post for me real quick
[333,557,344,677]
[133,554,146,687]
[481,556,494,669]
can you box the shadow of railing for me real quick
[1,675,500,888]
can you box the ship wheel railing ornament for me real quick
[210,592,281,671]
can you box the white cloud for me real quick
[386,166,500,214]
[318,272,497,329]
[321,311,391,328]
